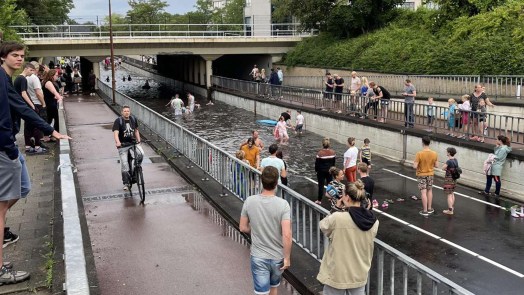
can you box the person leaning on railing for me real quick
[317,180,379,295]
[368,81,391,123]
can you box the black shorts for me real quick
[362,158,371,166]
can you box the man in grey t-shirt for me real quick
[240,166,292,295]
[402,79,416,128]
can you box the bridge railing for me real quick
[97,79,474,294]
[212,76,524,145]
[11,23,316,39]
[283,74,524,100]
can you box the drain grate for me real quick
[82,185,194,203]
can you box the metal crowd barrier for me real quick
[283,74,524,100]
[97,79,473,294]
[212,76,524,145]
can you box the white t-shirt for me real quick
[260,156,285,184]
[296,114,304,125]
[350,77,361,92]
[26,74,42,105]
[170,98,183,110]
[344,146,359,168]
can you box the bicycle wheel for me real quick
[136,166,146,204]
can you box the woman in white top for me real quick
[344,137,359,183]
[458,94,471,139]
[275,116,290,144]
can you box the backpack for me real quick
[449,159,462,180]
[119,115,137,128]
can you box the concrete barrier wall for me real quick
[213,91,524,202]
[121,62,208,98]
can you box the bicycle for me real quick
[122,141,146,204]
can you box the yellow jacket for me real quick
[317,209,379,289]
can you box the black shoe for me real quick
[39,143,49,149]
[3,228,19,248]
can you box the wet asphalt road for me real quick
[103,67,524,294]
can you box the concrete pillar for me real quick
[194,58,199,85]
[188,56,194,84]
[201,55,222,89]
[199,59,206,87]
[93,62,100,81]
[184,57,189,82]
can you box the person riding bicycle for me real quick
[112,105,143,191]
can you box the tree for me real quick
[126,0,169,24]
[429,0,508,28]
[0,0,29,41]
[15,0,74,25]
[222,0,245,24]
[281,0,404,38]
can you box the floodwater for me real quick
[101,66,524,295]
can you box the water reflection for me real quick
[102,67,350,183]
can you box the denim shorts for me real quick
[0,151,23,201]
[250,256,283,294]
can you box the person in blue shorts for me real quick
[240,167,292,295]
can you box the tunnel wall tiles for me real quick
[214,91,524,202]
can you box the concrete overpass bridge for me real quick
[13,23,313,88]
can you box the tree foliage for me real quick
[0,0,29,41]
[278,0,405,38]
[283,2,524,75]
[126,0,169,24]
[15,0,74,25]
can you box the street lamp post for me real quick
[109,0,116,105]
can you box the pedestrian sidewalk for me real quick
[64,94,296,295]
[1,134,60,295]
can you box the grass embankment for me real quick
[284,3,524,75]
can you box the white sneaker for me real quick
[123,185,129,191]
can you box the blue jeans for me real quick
[484,175,501,195]
[405,103,414,127]
[20,153,31,198]
[250,256,283,294]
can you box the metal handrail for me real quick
[282,74,524,100]
[212,76,524,145]
[10,23,317,39]
[97,79,474,294]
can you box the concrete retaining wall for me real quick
[213,91,524,202]
[121,62,208,98]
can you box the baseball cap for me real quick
[30,61,40,68]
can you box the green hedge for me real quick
[283,3,524,75]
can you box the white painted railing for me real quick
[11,23,317,40]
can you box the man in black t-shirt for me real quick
[14,63,48,154]
[112,105,143,190]
[369,81,391,123]
[333,74,344,112]
[280,110,291,122]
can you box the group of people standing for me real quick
[445,84,495,142]
[165,92,199,116]
[413,135,511,216]
[249,64,284,99]
[1,40,71,285]
[240,144,378,295]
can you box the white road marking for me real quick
[381,168,508,211]
[299,170,524,278]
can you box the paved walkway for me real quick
[64,95,295,295]
[0,134,59,295]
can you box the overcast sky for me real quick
[69,0,197,23]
